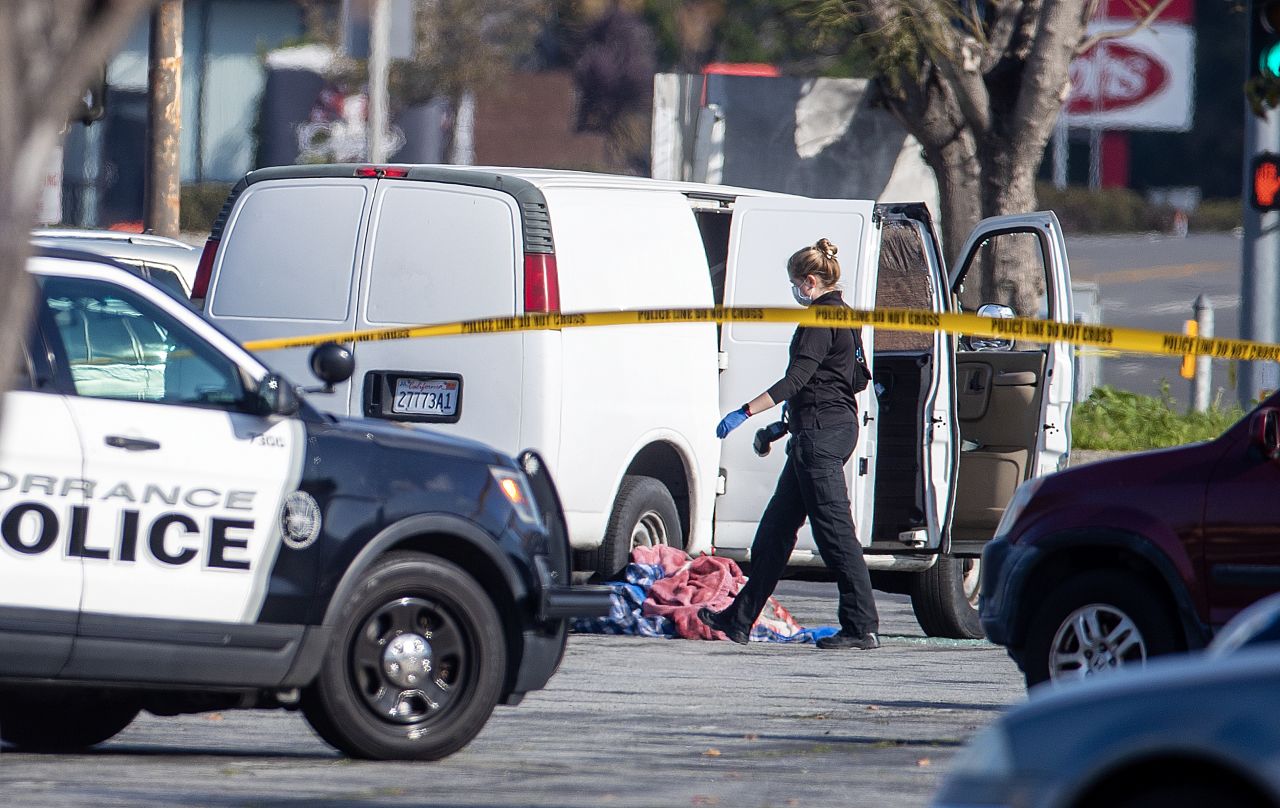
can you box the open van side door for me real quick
[871,210,959,554]
[714,197,880,562]
[947,211,1074,552]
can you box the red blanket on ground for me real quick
[636,547,745,640]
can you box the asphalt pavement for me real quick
[0,583,1026,808]
[1067,231,1243,407]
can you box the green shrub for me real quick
[1072,384,1245,450]
[1189,198,1242,232]
[1035,183,1240,234]
[180,182,233,235]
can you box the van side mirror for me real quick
[1252,407,1280,460]
[965,303,1015,351]
[308,342,354,393]
[256,373,300,416]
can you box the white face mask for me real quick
[791,282,812,307]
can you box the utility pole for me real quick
[145,0,182,238]
[367,0,389,163]
[1243,0,1280,406]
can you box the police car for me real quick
[0,249,610,760]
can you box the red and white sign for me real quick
[36,143,62,225]
[1065,23,1194,132]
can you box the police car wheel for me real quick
[0,690,139,751]
[302,551,507,761]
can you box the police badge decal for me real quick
[280,490,322,550]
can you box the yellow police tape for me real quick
[241,306,1280,363]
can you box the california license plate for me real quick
[392,378,460,417]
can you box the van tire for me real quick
[595,475,683,581]
[909,555,984,639]
[301,551,506,760]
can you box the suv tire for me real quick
[302,551,507,760]
[1022,569,1179,687]
[595,475,683,581]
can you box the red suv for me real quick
[981,400,1280,686]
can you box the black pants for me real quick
[722,421,879,636]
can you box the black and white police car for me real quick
[0,249,610,760]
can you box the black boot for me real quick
[697,606,750,645]
[815,631,880,650]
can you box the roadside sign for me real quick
[1066,23,1194,131]
[36,144,62,225]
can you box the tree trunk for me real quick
[0,1,157,423]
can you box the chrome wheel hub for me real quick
[631,510,669,549]
[382,632,432,689]
[1049,603,1146,682]
[962,558,981,609]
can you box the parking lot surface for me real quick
[0,583,1025,808]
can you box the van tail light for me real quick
[354,165,409,178]
[192,237,218,303]
[524,253,560,314]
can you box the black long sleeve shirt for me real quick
[766,290,862,430]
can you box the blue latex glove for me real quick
[716,406,749,439]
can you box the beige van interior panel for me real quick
[952,351,1047,542]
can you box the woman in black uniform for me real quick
[699,238,880,650]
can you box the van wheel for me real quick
[909,555,984,639]
[595,475,683,581]
[301,551,507,760]
[0,690,139,751]
[1022,569,1179,688]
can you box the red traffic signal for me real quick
[1252,153,1280,211]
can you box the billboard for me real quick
[1065,22,1194,132]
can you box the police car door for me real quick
[715,198,879,562]
[0,310,84,676]
[36,268,302,628]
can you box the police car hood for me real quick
[325,414,508,464]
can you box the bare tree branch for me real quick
[879,0,993,134]
[1076,0,1173,54]
[980,1,1025,72]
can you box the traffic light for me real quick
[1248,0,1280,114]
[1252,153,1280,210]
[1256,0,1280,79]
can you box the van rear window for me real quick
[211,184,366,321]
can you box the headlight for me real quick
[490,466,543,527]
[993,477,1044,540]
[947,723,1014,779]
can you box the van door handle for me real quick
[105,435,162,451]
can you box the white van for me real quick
[196,165,1074,638]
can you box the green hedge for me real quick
[1072,384,1245,450]
[179,182,233,235]
[1035,183,1242,234]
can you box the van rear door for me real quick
[714,198,879,562]
[204,178,377,412]
[348,180,523,453]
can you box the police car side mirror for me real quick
[306,342,354,393]
[256,372,301,417]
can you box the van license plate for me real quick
[392,378,460,417]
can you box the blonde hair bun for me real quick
[815,238,837,259]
